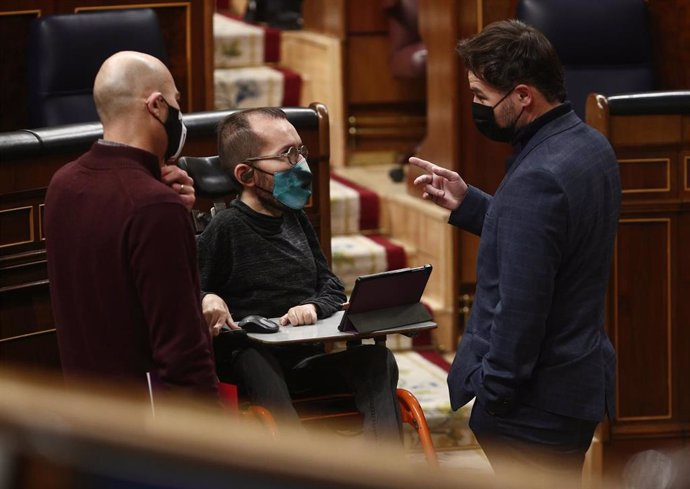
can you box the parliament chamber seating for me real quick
[212,10,301,110]
[218,381,279,438]
[178,148,438,466]
[586,90,690,468]
[210,8,413,298]
[177,155,233,232]
[209,6,420,340]
[0,104,331,371]
[0,103,437,463]
[0,1,217,133]
[516,0,655,119]
[27,8,168,128]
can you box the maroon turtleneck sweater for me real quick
[45,141,217,396]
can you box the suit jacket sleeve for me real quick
[129,203,218,395]
[448,185,493,236]
[476,168,567,413]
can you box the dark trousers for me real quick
[216,338,402,443]
[469,401,597,487]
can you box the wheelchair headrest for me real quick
[177,156,239,198]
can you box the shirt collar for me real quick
[91,140,162,179]
[505,102,572,172]
[232,199,285,236]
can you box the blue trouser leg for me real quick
[469,401,597,485]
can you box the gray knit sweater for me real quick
[197,199,346,320]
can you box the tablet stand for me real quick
[344,302,432,333]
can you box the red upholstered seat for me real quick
[219,381,279,438]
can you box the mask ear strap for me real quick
[493,86,516,108]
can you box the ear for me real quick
[514,84,532,106]
[145,92,165,120]
[234,163,254,185]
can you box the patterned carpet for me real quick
[395,351,478,452]
[395,351,492,473]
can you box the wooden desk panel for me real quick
[587,93,690,453]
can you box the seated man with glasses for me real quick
[197,108,402,443]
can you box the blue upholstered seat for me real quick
[27,8,167,128]
[517,0,655,119]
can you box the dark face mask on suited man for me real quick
[471,86,524,143]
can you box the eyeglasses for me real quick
[245,145,309,166]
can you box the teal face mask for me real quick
[253,158,312,210]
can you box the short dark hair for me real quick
[456,19,566,103]
[217,107,288,182]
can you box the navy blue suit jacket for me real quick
[447,109,621,422]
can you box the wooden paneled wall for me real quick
[586,95,690,465]
[412,0,515,194]
[404,0,516,346]
[648,0,690,89]
[292,0,426,166]
[0,0,215,132]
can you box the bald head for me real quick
[93,51,173,124]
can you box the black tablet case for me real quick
[338,264,433,333]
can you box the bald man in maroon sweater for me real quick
[45,51,217,396]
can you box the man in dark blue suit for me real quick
[411,20,620,482]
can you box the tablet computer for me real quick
[338,264,433,333]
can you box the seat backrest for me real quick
[178,156,238,200]
[0,104,331,370]
[177,155,236,226]
[600,91,690,117]
[27,8,167,128]
[516,0,655,119]
[175,105,331,247]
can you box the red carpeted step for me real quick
[331,173,380,232]
[213,12,301,110]
[331,234,406,291]
[273,66,302,106]
[216,11,281,64]
[366,234,406,270]
[262,25,281,63]
[417,350,451,370]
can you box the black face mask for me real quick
[471,87,524,143]
[158,98,187,161]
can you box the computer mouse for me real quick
[237,315,280,334]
